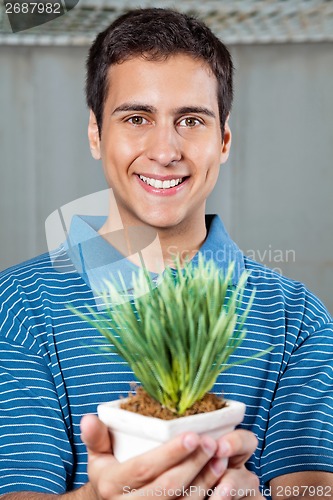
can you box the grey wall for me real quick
[211,43,333,314]
[1,42,332,313]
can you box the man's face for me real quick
[89,54,231,231]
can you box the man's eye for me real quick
[179,117,202,127]
[127,116,148,125]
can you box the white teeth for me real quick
[139,175,184,189]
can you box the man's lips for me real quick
[138,174,185,189]
[135,174,190,194]
[137,173,188,181]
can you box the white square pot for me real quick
[98,398,246,462]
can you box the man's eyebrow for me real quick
[111,103,216,118]
[173,106,216,118]
[112,103,157,115]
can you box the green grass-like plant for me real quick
[71,255,269,415]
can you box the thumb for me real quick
[80,413,113,455]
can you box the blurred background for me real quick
[0,0,332,313]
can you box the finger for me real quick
[93,431,202,497]
[215,430,258,468]
[80,413,113,455]
[212,467,261,499]
[187,456,229,499]
[136,435,218,498]
[80,414,118,495]
[111,434,216,497]
[117,432,205,491]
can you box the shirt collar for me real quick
[192,214,245,285]
[64,215,142,299]
[65,214,245,297]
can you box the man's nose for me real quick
[145,124,181,166]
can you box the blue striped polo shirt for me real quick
[0,214,332,498]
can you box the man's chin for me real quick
[119,206,189,233]
[139,216,184,232]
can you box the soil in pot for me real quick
[120,387,227,420]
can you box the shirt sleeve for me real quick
[260,319,333,485]
[0,309,74,494]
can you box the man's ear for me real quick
[88,110,101,160]
[220,115,232,165]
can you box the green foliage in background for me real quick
[70,255,270,415]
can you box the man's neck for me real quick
[98,215,208,273]
[158,220,207,268]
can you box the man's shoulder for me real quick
[244,254,307,290]
[0,247,81,300]
[0,247,92,345]
[1,251,53,277]
[244,255,332,325]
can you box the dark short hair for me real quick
[86,8,233,138]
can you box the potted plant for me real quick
[71,255,269,461]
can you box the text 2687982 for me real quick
[5,3,61,14]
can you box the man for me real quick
[1,8,333,500]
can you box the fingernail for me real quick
[210,457,228,476]
[217,440,231,456]
[183,433,199,451]
[216,484,232,498]
[201,435,217,456]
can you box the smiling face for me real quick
[88,54,231,237]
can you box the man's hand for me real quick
[80,415,263,500]
[81,414,226,500]
[211,430,264,498]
